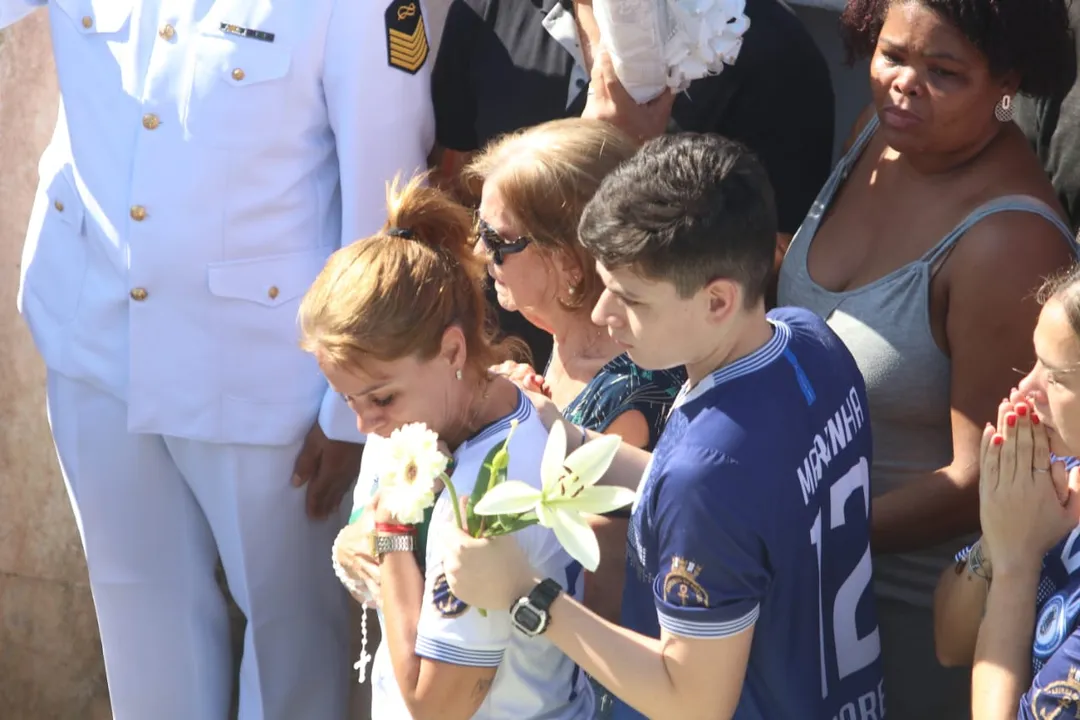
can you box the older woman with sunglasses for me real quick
[467,117,685,717]
[467,118,683,462]
[467,115,684,510]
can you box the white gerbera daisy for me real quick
[379,423,449,525]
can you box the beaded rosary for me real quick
[334,459,454,684]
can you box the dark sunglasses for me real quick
[476,217,532,265]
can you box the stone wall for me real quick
[0,10,112,720]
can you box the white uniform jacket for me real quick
[6,0,435,446]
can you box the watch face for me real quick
[514,604,544,634]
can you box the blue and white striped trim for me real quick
[676,321,791,408]
[657,605,760,639]
[466,388,533,448]
[415,636,504,668]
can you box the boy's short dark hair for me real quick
[578,133,778,304]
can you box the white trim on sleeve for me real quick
[414,636,504,668]
[657,604,760,639]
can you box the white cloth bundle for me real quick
[594,0,752,104]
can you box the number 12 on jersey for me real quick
[809,457,881,699]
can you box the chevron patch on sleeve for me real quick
[385,0,429,74]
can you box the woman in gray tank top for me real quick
[778,0,1076,716]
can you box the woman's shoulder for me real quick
[842,105,878,155]
[945,135,1074,256]
[601,355,686,395]
[967,130,1068,211]
[573,355,684,434]
[453,396,548,493]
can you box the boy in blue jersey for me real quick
[442,133,885,719]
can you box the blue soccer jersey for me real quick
[616,306,885,720]
[1016,524,1080,718]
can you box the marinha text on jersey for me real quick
[797,387,866,506]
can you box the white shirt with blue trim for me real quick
[354,392,593,719]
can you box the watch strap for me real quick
[373,532,415,561]
[527,578,562,613]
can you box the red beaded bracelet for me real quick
[375,522,417,535]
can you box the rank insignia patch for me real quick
[385,0,429,75]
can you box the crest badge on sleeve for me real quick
[662,557,709,608]
[431,573,469,618]
[1030,665,1080,717]
[385,0,429,75]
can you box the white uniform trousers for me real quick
[46,371,350,720]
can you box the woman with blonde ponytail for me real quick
[299,175,592,720]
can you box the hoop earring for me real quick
[567,284,576,296]
[994,94,1014,123]
[455,369,463,381]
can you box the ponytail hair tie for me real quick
[387,226,415,239]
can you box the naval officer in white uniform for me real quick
[0,1,435,718]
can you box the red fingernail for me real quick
[1033,414,1041,425]
[1017,405,1028,417]
[1007,414,1017,427]
[992,435,1004,446]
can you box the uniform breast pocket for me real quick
[20,166,89,324]
[207,249,332,403]
[51,0,132,37]
[184,35,293,147]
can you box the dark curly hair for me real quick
[839,0,1075,99]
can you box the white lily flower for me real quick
[378,423,449,525]
[473,421,636,571]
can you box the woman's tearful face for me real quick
[1020,299,1080,458]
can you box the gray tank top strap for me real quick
[821,114,880,201]
[845,114,881,164]
[921,194,1080,271]
[789,115,881,251]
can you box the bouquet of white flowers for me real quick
[345,419,637,683]
[594,0,751,104]
[377,420,636,611]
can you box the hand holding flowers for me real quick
[374,419,635,614]
[470,420,636,572]
[332,517,380,605]
[373,424,449,525]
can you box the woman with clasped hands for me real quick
[933,268,1080,717]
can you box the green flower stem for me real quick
[441,473,488,617]
[441,472,465,532]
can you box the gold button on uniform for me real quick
[130,205,147,222]
[159,24,175,40]
[267,286,280,300]
[54,200,64,212]
[130,288,148,301]
[142,114,160,130]
[81,16,93,29]
[231,68,245,81]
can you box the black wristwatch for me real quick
[510,578,562,637]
